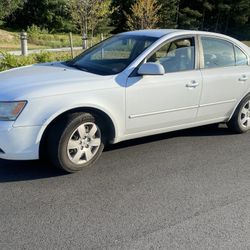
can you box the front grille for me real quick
[0,148,5,154]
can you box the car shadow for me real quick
[0,124,234,183]
[105,123,234,151]
[0,159,66,183]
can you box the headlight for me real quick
[0,101,27,121]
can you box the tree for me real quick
[231,0,250,26]
[158,0,179,28]
[68,0,112,37]
[225,0,250,38]
[178,6,202,30]
[111,0,135,33]
[88,0,113,39]
[200,0,214,30]
[176,0,202,30]
[6,0,72,32]
[1,0,250,41]
[214,1,231,32]
[126,0,162,30]
[0,0,23,21]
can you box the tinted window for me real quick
[235,46,248,66]
[69,35,157,75]
[201,37,235,68]
[147,38,195,73]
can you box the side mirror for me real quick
[138,63,165,76]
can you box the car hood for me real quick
[0,62,114,100]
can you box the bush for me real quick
[27,24,49,36]
[26,26,84,48]
[0,51,35,71]
[0,51,75,72]
[34,51,54,63]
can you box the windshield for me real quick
[69,35,157,76]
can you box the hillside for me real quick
[0,29,19,49]
[0,29,18,42]
[0,29,83,51]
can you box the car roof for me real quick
[122,29,230,39]
[121,29,250,54]
[122,29,181,38]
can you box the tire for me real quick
[47,112,105,173]
[227,94,250,134]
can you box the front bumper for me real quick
[0,122,42,160]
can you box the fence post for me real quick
[20,32,28,56]
[82,33,88,50]
[100,34,105,59]
[69,32,74,59]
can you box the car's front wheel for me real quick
[48,113,105,173]
[227,94,250,133]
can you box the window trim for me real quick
[198,35,250,70]
[234,44,249,66]
[129,34,199,77]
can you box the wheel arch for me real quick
[228,91,250,121]
[38,106,118,159]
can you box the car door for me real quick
[197,36,249,121]
[125,36,203,134]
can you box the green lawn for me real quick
[0,29,102,51]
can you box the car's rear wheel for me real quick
[227,94,250,133]
[47,113,105,173]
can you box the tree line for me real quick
[0,0,250,40]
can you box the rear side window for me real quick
[201,37,235,69]
[235,46,248,66]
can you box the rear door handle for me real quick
[186,80,199,88]
[239,75,248,82]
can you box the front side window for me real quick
[235,46,248,66]
[146,37,195,73]
[201,37,235,68]
[69,35,157,75]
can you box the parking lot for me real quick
[1,124,250,250]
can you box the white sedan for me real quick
[0,29,250,172]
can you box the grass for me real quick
[243,41,250,47]
[0,29,47,50]
[0,29,102,51]
[0,51,82,72]
[0,28,103,72]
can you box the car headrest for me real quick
[175,40,191,48]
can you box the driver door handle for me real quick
[186,80,199,88]
[239,75,248,82]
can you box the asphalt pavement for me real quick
[1,124,250,250]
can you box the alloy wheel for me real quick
[67,122,101,165]
[239,101,250,129]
